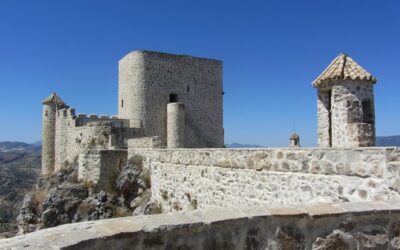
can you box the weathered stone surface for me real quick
[41,183,89,228]
[303,204,346,218]
[78,150,127,193]
[276,226,305,250]
[312,230,356,250]
[118,51,224,149]
[4,201,400,250]
[129,147,400,213]
[355,232,388,249]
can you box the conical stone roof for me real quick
[312,53,377,87]
[42,92,66,106]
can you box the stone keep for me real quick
[313,53,377,147]
[41,50,225,175]
[118,51,224,148]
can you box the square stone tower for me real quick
[118,50,224,148]
[313,54,377,148]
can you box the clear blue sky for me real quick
[0,0,399,146]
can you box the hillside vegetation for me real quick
[0,142,41,238]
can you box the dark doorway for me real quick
[362,100,373,124]
[170,94,178,103]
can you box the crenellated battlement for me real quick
[56,108,129,128]
[57,107,75,118]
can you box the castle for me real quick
[40,50,400,210]
[7,51,400,249]
[42,50,224,175]
[42,51,377,176]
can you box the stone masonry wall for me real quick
[332,81,375,147]
[331,80,375,147]
[78,150,127,193]
[127,137,163,149]
[3,201,400,249]
[317,81,375,148]
[42,103,57,175]
[317,90,331,147]
[130,148,400,213]
[54,108,144,172]
[118,51,224,148]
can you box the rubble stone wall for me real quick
[127,136,164,149]
[78,150,127,193]
[130,147,400,213]
[317,90,331,147]
[54,112,143,172]
[331,81,375,147]
[3,201,400,250]
[316,80,376,148]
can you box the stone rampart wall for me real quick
[53,107,144,171]
[129,147,400,213]
[78,150,127,193]
[127,136,164,149]
[3,201,400,249]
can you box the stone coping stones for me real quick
[2,201,400,249]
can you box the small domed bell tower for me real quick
[289,133,300,147]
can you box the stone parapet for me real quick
[2,201,400,249]
[129,147,400,212]
[127,136,164,149]
[130,147,400,178]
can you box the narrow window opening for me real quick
[45,111,48,117]
[170,94,178,103]
[121,99,124,108]
[187,85,190,93]
[362,100,373,124]
[348,100,361,123]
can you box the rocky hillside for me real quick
[17,155,159,235]
[0,142,41,238]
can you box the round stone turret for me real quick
[313,54,377,148]
[167,102,185,148]
[42,93,65,175]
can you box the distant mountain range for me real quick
[225,143,263,148]
[376,136,400,147]
[0,142,41,237]
[0,142,41,168]
[226,136,400,148]
[0,141,40,152]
